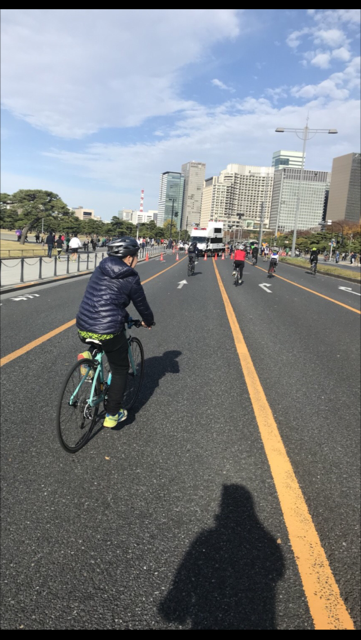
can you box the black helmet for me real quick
[107,236,139,258]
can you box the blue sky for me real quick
[1,9,360,221]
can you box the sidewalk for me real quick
[0,248,164,292]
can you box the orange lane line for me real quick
[0,256,186,367]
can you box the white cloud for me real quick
[311,10,360,26]
[314,29,348,48]
[1,9,241,139]
[311,52,332,69]
[286,28,310,49]
[211,79,235,93]
[291,56,359,99]
[332,47,351,62]
[265,86,288,103]
[38,96,359,215]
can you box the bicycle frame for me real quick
[69,325,138,409]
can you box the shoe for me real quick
[103,409,128,428]
[232,271,236,276]
[77,351,93,377]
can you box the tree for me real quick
[9,190,73,244]
[163,218,178,239]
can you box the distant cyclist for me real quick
[188,241,199,269]
[251,244,259,265]
[310,247,319,272]
[232,243,246,283]
[269,248,279,272]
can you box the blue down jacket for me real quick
[76,256,154,334]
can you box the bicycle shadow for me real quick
[116,349,182,428]
[158,484,285,629]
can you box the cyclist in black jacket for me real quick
[188,242,199,268]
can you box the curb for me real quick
[0,252,166,295]
[278,260,361,285]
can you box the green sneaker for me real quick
[103,409,128,428]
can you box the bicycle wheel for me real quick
[56,359,101,453]
[188,262,192,277]
[235,272,240,287]
[122,337,144,410]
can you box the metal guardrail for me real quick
[0,246,164,287]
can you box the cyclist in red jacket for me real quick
[232,244,247,283]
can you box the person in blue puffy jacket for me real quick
[76,236,154,428]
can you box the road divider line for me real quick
[248,262,360,314]
[0,256,186,367]
[213,259,354,630]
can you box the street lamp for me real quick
[276,118,338,257]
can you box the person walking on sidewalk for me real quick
[55,235,64,260]
[69,234,82,261]
[46,231,55,258]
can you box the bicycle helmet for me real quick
[107,236,139,258]
[240,244,245,250]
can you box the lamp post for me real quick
[319,220,344,260]
[276,118,337,257]
[167,197,175,241]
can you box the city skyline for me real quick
[1,10,360,220]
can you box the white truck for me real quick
[190,222,225,257]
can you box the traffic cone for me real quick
[160,253,164,261]
[145,252,149,261]
[204,252,207,261]
[214,252,218,260]
[221,252,225,260]
[176,253,179,261]
[230,252,233,260]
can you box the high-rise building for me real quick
[200,164,274,231]
[272,150,305,170]
[180,161,206,232]
[158,172,185,230]
[269,168,331,233]
[118,209,157,225]
[326,153,361,223]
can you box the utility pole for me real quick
[258,202,265,248]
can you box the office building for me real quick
[200,164,274,231]
[158,172,185,229]
[272,150,305,170]
[181,161,206,232]
[269,168,331,233]
[72,206,101,221]
[326,153,361,223]
[118,209,157,225]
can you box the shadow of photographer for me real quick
[158,484,285,630]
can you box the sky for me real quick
[1,9,360,222]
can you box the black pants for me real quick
[234,260,245,279]
[81,332,129,415]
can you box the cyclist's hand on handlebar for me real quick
[141,321,155,329]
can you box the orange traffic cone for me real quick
[221,252,225,260]
[176,253,179,261]
[214,252,218,260]
[160,253,164,261]
[204,252,207,261]
[145,252,149,261]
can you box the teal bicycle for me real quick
[56,319,150,453]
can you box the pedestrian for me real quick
[335,251,340,264]
[83,238,89,252]
[55,235,64,260]
[91,237,97,251]
[35,231,40,243]
[15,229,22,242]
[65,234,70,252]
[69,234,83,261]
[45,231,55,258]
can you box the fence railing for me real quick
[0,245,164,288]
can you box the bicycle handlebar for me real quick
[127,318,156,329]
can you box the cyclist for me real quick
[188,241,199,270]
[269,248,279,273]
[251,244,259,265]
[76,236,154,428]
[310,247,319,272]
[232,243,246,283]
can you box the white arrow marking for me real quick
[11,294,40,301]
[259,283,272,293]
[338,287,361,297]
[177,280,188,289]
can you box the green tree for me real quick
[9,190,73,244]
[163,218,178,239]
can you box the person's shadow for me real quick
[158,484,285,629]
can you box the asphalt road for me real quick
[1,254,360,630]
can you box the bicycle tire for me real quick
[56,359,101,453]
[122,337,144,410]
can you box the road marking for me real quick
[338,286,361,297]
[177,280,188,289]
[0,256,186,367]
[259,283,272,293]
[251,263,361,315]
[213,260,354,630]
[11,294,40,301]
